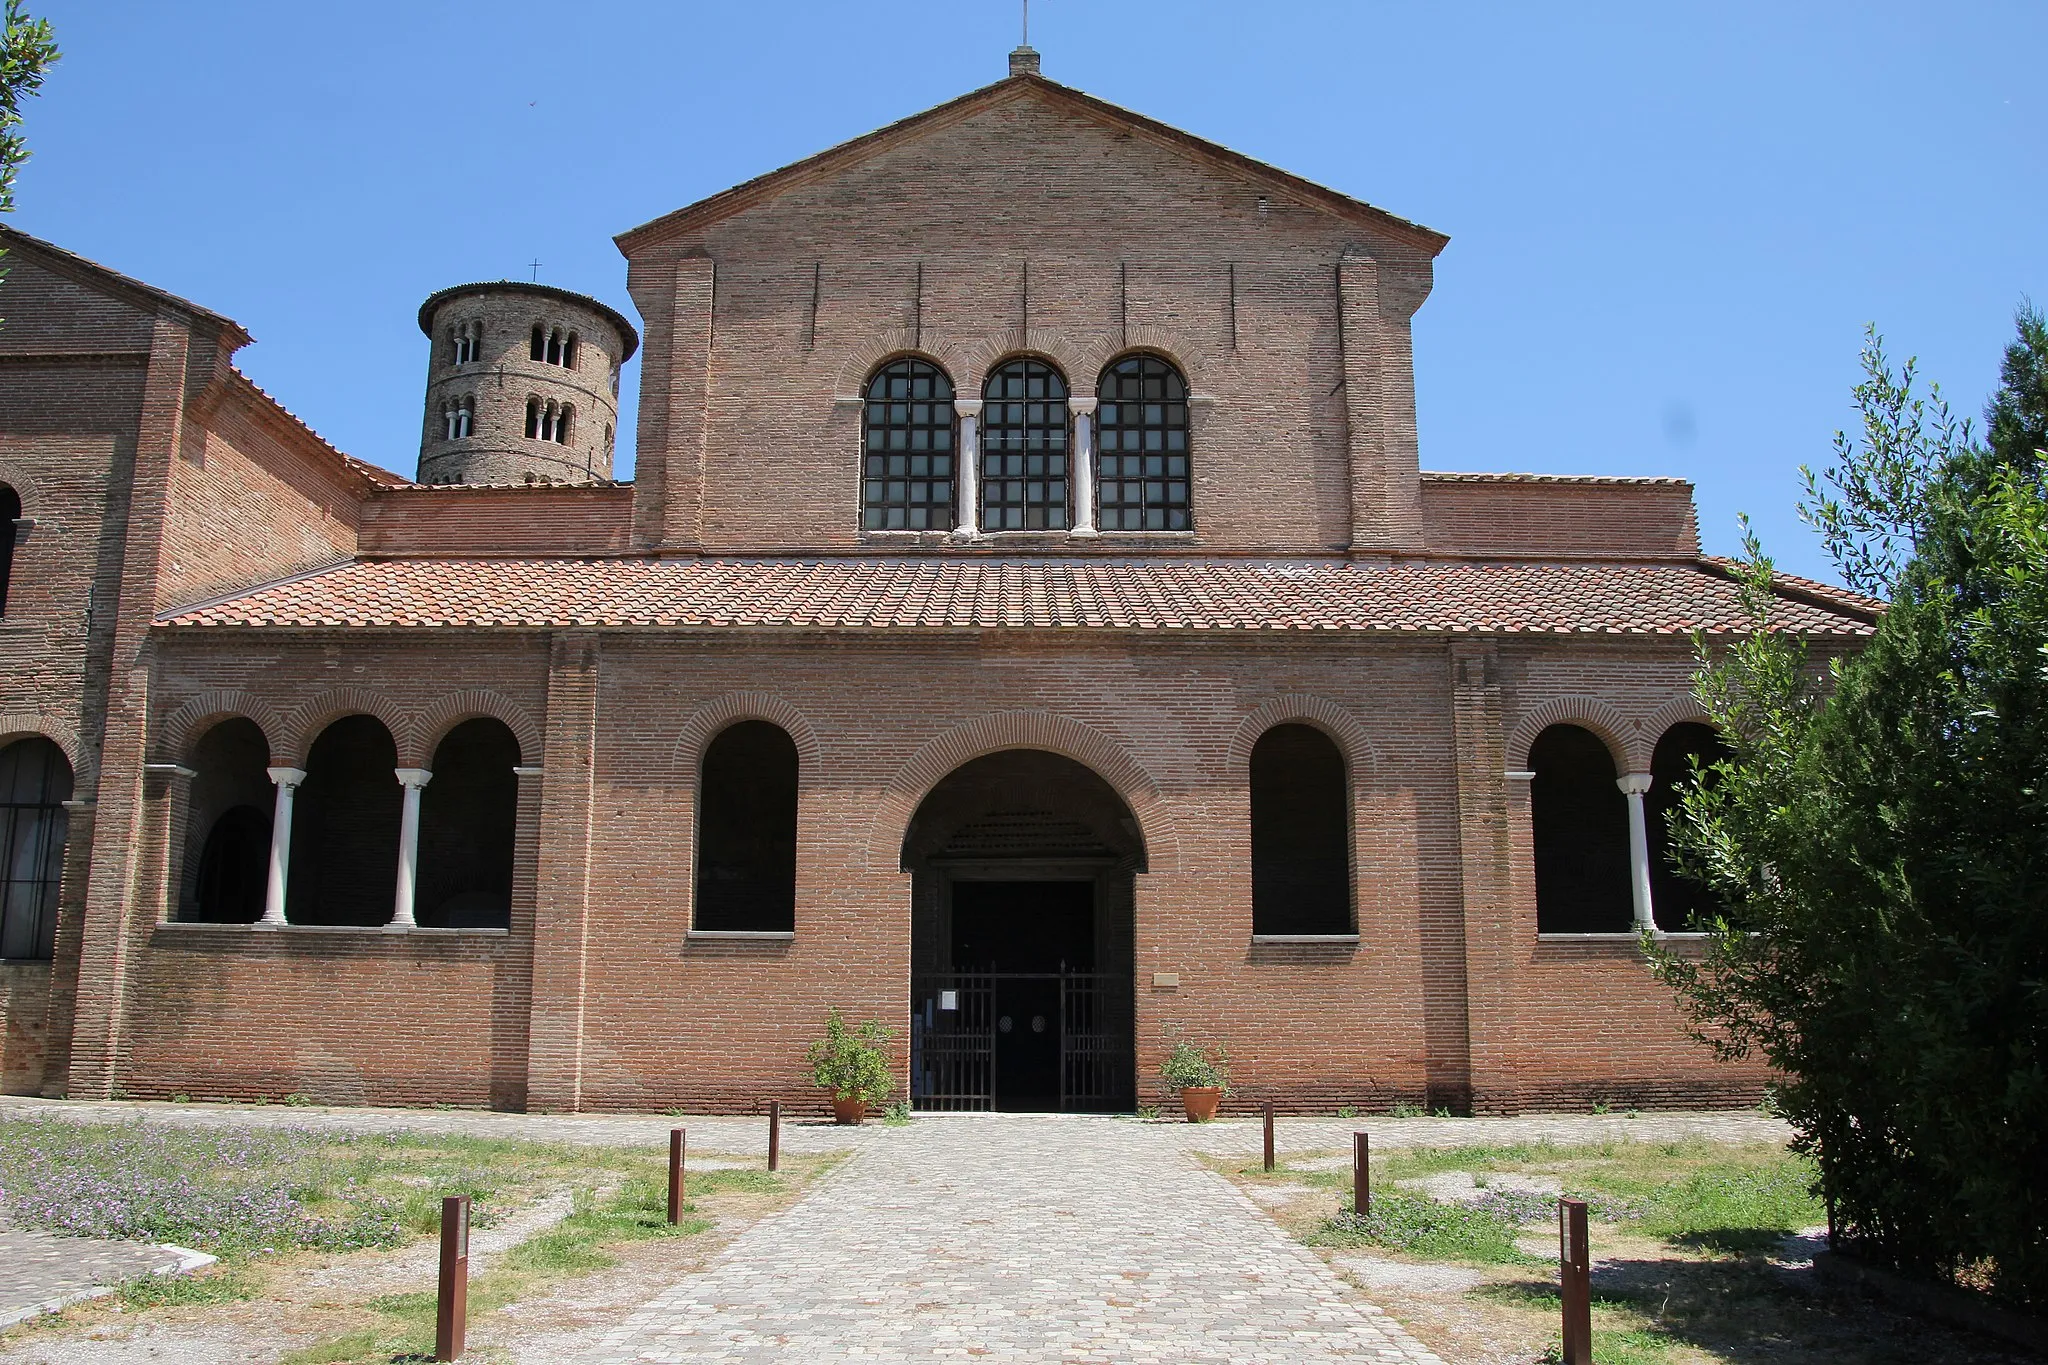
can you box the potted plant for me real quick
[805,1008,896,1125]
[1159,1035,1231,1122]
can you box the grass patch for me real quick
[277,1327,391,1364]
[115,1264,256,1309]
[1307,1192,1532,1264]
[1321,1137,1822,1252]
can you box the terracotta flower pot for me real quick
[1181,1086,1223,1122]
[832,1096,868,1126]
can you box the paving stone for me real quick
[584,1114,1448,1363]
[0,1226,203,1328]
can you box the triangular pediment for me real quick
[615,74,1446,257]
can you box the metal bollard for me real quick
[668,1127,686,1225]
[1558,1197,1591,1365]
[435,1194,469,1362]
[1353,1131,1370,1217]
[768,1099,781,1172]
[1263,1101,1275,1172]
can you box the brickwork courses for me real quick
[0,59,1877,1116]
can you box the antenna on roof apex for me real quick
[1009,0,1040,77]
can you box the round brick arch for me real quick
[1506,696,1634,773]
[671,692,823,775]
[1639,695,1716,770]
[411,689,544,768]
[278,688,414,768]
[1227,695,1379,780]
[867,711,1179,875]
[0,711,82,773]
[1096,324,1212,392]
[0,458,42,507]
[831,330,979,402]
[955,327,1101,393]
[155,690,288,765]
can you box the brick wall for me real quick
[1421,475,1701,559]
[358,485,633,556]
[157,374,363,610]
[0,962,50,1094]
[123,625,1752,1114]
[622,86,1438,557]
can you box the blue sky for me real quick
[13,1,2043,582]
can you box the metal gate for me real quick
[910,971,1133,1112]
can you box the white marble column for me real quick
[262,766,306,926]
[391,768,433,929]
[1617,772,1655,932]
[1068,396,1098,536]
[953,398,982,537]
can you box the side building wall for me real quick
[0,253,157,1095]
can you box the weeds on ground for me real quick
[1309,1192,1531,1263]
[280,1163,796,1363]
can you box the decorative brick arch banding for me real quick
[1507,697,1633,772]
[956,328,1102,393]
[412,689,543,768]
[831,330,977,401]
[1098,324,1210,392]
[1227,695,1378,779]
[868,711,1178,874]
[0,459,43,506]
[672,692,823,775]
[1639,695,1717,770]
[0,712,81,774]
[156,690,287,765]
[280,688,414,768]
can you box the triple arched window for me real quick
[525,397,572,444]
[980,359,1070,531]
[440,396,474,441]
[861,359,957,531]
[859,353,1191,534]
[530,325,578,368]
[449,320,482,366]
[1096,355,1190,531]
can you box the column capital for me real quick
[266,766,307,788]
[952,398,984,418]
[395,767,434,789]
[1616,772,1653,796]
[1066,396,1099,415]
[1503,770,1536,782]
[143,762,198,781]
[512,765,544,778]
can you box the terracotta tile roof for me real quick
[158,557,1878,637]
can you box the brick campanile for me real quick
[415,281,640,487]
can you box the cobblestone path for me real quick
[585,1113,1447,1365]
[0,1223,204,1328]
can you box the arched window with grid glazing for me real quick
[980,359,1069,531]
[861,359,956,531]
[1095,355,1190,531]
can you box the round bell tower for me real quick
[415,281,639,487]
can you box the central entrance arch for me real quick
[904,749,1139,1112]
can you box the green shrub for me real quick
[1157,1037,1230,1092]
[805,1009,895,1106]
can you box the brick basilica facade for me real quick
[0,51,1873,1114]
